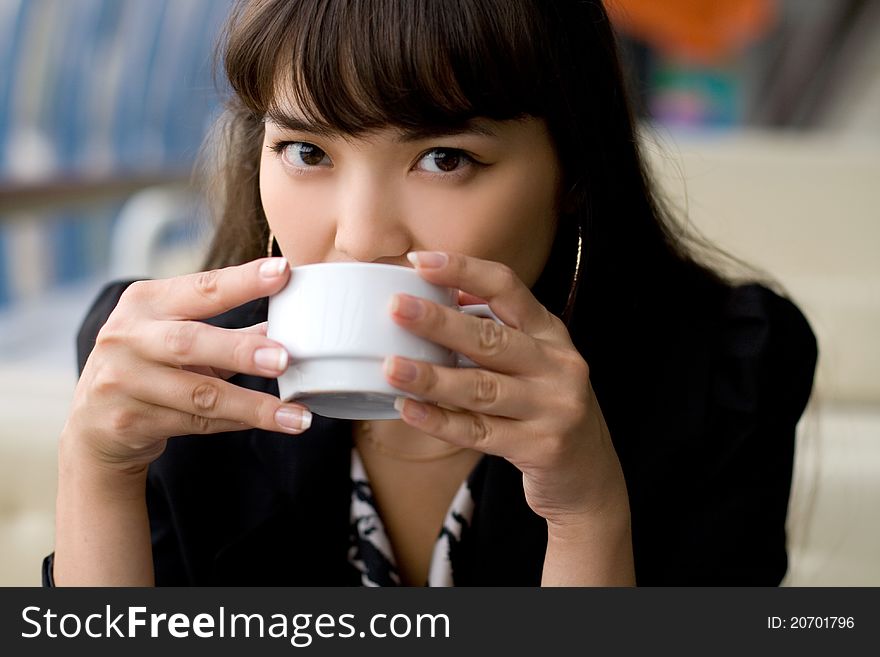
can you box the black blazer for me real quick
[45,278,817,586]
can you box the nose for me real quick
[333,169,411,264]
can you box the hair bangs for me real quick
[223,0,556,135]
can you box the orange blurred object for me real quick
[605,0,777,62]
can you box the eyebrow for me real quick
[264,113,499,142]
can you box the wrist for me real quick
[542,505,635,587]
[546,509,630,547]
[59,427,150,499]
[545,486,632,544]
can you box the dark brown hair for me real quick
[201,0,728,331]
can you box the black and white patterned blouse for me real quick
[347,447,476,586]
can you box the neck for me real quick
[353,419,468,461]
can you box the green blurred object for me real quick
[649,57,742,127]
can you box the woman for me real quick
[48,0,816,586]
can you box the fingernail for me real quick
[276,406,312,431]
[254,347,288,371]
[260,258,288,278]
[391,293,423,320]
[394,396,427,421]
[407,251,447,268]
[384,355,417,382]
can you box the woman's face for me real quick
[259,106,561,288]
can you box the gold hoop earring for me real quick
[266,229,276,258]
[561,223,583,324]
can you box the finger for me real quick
[170,412,248,436]
[457,290,488,306]
[115,400,250,438]
[393,397,526,459]
[408,251,566,343]
[235,321,268,336]
[127,258,290,321]
[383,355,543,419]
[184,364,236,380]
[134,320,289,378]
[129,366,312,435]
[190,323,270,380]
[205,323,269,380]
[389,294,553,375]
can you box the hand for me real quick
[384,251,630,534]
[62,258,312,474]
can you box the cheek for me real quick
[259,156,328,263]
[489,183,557,285]
[258,154,285,220]
[433,163,559,286]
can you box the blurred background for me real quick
[0,0,878,585]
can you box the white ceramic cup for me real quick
[267,262,504,420]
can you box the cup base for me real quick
[277,357,428,420]
[295,390,402,420]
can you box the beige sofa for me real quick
[0,364,74,586]
[1,128,877,585]
[644,128,880,585]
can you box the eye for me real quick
[269,141,331,168]
[416,148,474,175]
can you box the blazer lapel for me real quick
[211,394,358,585]
[462,456,548,585]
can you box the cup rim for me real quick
[289,261,415,273]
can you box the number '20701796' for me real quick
[767,616,854,629]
